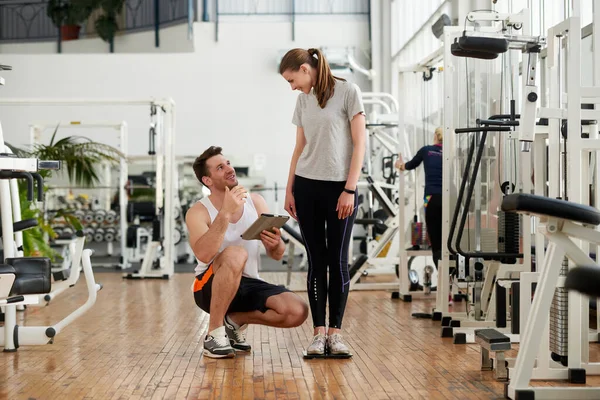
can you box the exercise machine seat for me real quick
[0,265,16,275]
[6,257,52,295]
[501,193,600,226]
[0,218,38,238]
[282,224,304,245]
[565,266,600,298]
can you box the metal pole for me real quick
[215,0,219,41]
[202,0,209,21]
[291,0,296,41]
[154,0,160,47]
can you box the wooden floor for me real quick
[1,271,599,400]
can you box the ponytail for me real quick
[279,47,346,109]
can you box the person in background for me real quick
[396,127,443,270]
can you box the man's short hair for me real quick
[193,146,222,186]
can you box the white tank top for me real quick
[194,195,261,280]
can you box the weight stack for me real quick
[550,256,569,363]
[498,209,520,264]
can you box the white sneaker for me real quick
[327,333,350,355]
[306,333,327,355]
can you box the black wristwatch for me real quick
[343,188,356,194]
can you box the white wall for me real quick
[0,19,371,211]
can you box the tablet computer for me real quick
[241,213,290,240]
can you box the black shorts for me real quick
[193,264,291,314]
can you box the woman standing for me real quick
[279,48,366,355]
[396,127,443,269]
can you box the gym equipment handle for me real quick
[455,126,512,134]
[476,119,519,127]
[30,172,44,202]
[488,114,521,120]
[447,129,523,260]
[0,171,33,201]
[5,296,24,304]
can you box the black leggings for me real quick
[293,175,357,329]
[425,194,443,268]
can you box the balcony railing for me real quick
[0,0,369,48]
[213,0,370,41]
[0,0,196,51]
[215,0,369,16]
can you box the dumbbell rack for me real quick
[49,207,122,268]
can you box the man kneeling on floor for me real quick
[186,146,309,358]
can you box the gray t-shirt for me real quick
[292,79,365,182]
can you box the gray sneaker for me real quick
[327,333,350,355]
[307,333,327,355]
[203,327,235,358]
[224,317,251,352]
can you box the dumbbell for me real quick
[173,227,182,245]
[104,227,116,242]
[84,211,95,224]
[94,228,105,242]
[105,210,117,224]
[84,227,95,243]
[74,210,85,222]
[94,210,107,223]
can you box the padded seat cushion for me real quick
[0,265,15,275]
[6,257,52,295]
[475,328,510,343]
[565,266,600,297]
[501,193,600,226]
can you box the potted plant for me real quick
[95,0,125,52]
[47,0,99,41]
[8,126,125,258]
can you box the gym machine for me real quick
[349,177,401,291]
[0,145,88,307]
[394,47,445,303]
[348,92,407,291]
[429,9,540,344]
[0,64,102,351]
[504,5,600,398]
[122,102,178,279]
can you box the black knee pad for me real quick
[451,40,499,60]
[458,35,509,54]
[451,35,509,60]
